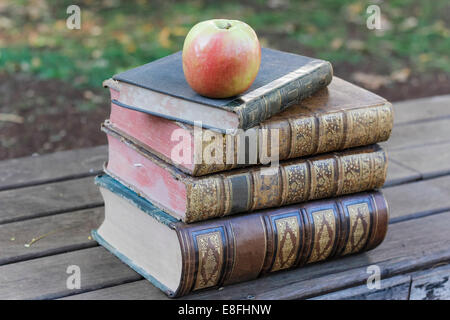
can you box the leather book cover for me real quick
[105,77,393,176]
[105,48,333,130]
[103,125,388,223]
[94,174,389,298]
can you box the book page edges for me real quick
[91,230,178,297]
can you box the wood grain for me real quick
[384,159,420,187]
[385,175,450,223]
[0,207,103,266]
[383,117,450,152]
[60,279,168,300]
[0,177,103,224]
[410,264,450,300]
[0,247,141,300]
[311,264,450,300]
[310,274,411,300]
[0,145,106,191]
[389,141,450,180]
[393,95,450,126]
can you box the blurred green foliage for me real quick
[0,0,449,87]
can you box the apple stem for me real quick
[215,20,233,30]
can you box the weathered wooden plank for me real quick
[61,279,168,300]
[186,211,450,299]
[385,175,450,223]
[410,264,450,300]
[311,264,450,300]
[384,159,421,187]
[389,141,450,180]
[393,95,450,126]
[52,210,450,300]
[0,247,141,300]
[0,145,106,191]
[383,117,450,152]
[76,261,447,301]
[0,177,103,224]
[309,274,411,300]
[0,207,103,265]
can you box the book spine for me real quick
[174,191,388,297]
[185,145,387,222]
[194,102,393,176]
[264,102,393,159]
[237,61,333,130]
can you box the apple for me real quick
[182,19,261,98]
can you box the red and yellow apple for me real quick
[182,19,261,98]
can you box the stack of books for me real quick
[94,48,393,298]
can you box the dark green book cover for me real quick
[107,48,333,131]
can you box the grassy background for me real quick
[0,0,449,159]
[1,0,449,88]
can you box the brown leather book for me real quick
[93,174,389,298]
[103,125,388,223]
[104,77,393,176]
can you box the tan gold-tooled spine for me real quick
[185,147,387,223]
[185,178,223,223]
[191,104,393,176]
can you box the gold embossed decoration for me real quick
[289,116,316,158]
[341,154,362,194]
[193,229,225,290]
[187,178,221,222]
[377,103,394,142]
[308,209,336,263]
[343,202,371,255]
[371,150,387,189]
[344,108,378,148]
[283,161,309,204]
[310,158,335,199]
[317,112,344,153]
[251,169,282,210]
[271,214,301,271]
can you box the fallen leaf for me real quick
[399,17,418,31]
[331,38,343,50]
[158,27,172,49]
[352,72,390,90]
[347,39,365,51]
[0,113,24,124]
[390,68,411,83]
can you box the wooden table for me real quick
[1,95,450,300]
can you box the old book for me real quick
[93,174,389,298]
[104,77,393,176]
[103,48,332,132]
[103,125,387,223]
